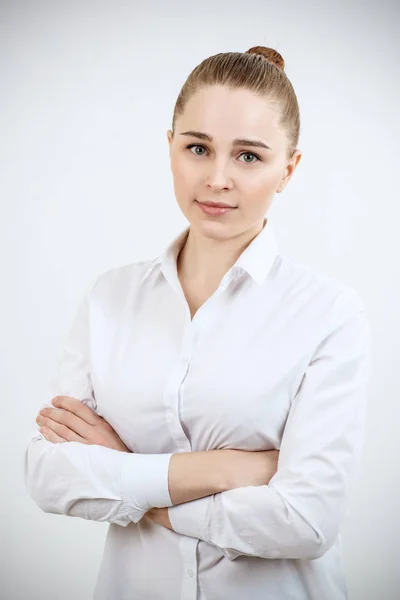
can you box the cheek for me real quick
[171,170,195,210]
[172,175,192,207]
[247,168,282,195]
[171,159,194,190]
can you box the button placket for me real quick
[163,322,194,450]
[179,537,198,600]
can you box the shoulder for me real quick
[273,255,371,359]
[275,254,367,321]
[86,259,155,312]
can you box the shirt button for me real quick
[187,568,194,578]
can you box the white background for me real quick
[1,0,399,598]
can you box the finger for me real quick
[37,416,87,444]
[52,396,100,426]
[38,408,90,440]
[39,426,68,444]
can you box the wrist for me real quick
[147,507,173,530]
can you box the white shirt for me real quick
[24,218,372,600]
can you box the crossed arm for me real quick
[31,394,279,531]
[25,287,372,560]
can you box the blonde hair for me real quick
[171,46,300,160]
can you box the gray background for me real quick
[1,0,399,598]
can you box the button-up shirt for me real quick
[24,218,372,600]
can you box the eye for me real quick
[187,144,207,157]
[185,144,262,163]
[238,151,262,164]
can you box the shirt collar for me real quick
[141,217,279,288]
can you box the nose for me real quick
[205,160,233,191]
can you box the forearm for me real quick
[168,484,328,560]
[168,448,278,505]
[25,429,173,525]
[168,450,227,505]
[150,449,278,532]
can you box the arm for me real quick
[26,276,271,525]
[167,294,372,560]
[29,398,278,520]
[25,422,235,525]
[25,427,172,526]
[24,281,172,526]
[167,448,279,505]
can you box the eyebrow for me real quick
[179,130,272,151]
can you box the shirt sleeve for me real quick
[168,293,372,560]
[24,275,173,527]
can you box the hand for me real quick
[36,396,131,453]
[146,507,174,531]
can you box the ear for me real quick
[167,130,174,159]
[276,150,302,194]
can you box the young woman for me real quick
[25,46,372,600]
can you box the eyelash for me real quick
[185,144,262,164]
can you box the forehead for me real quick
[178,85,283,141]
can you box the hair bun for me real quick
[246,46,285,70]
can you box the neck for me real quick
[177,218,266,286]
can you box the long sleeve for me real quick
[24,276,173,526]
[168,293,372,560]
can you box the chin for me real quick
[194,219,239,241]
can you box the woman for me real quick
[25,46,372,599]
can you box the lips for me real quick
[196,200,236,217]
[196,200,237,208]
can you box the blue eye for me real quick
[185,144,261,164]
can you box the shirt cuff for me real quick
[168,495,211,541]
[119,452,174,522]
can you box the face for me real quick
[167,85,302,240]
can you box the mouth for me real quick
[196,200,237,208]
[195,199,237,216]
